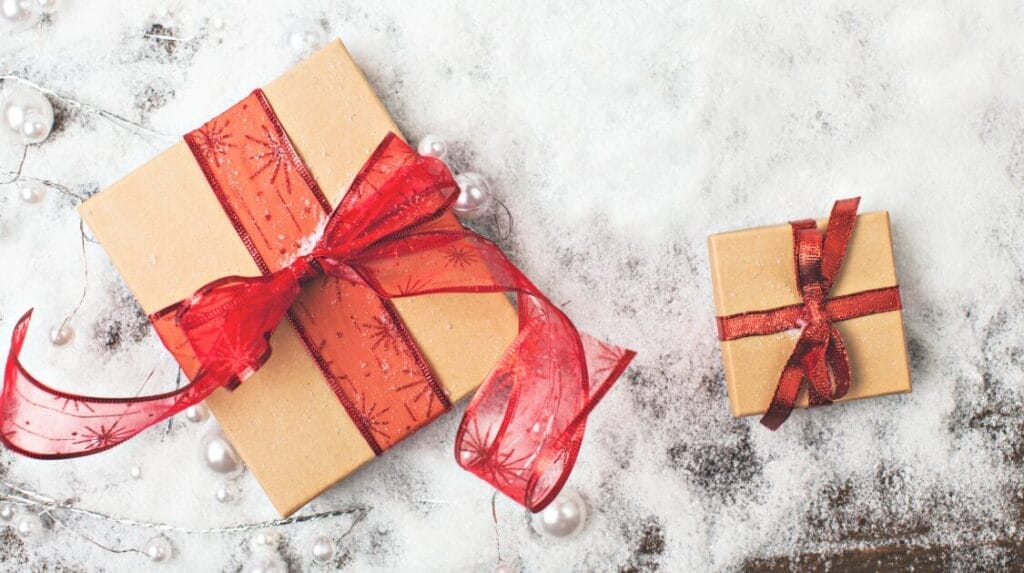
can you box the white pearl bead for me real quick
[536,489,587,538]
[0,0,38,31]
[2,102,26,137]
[144,536,173,563]
[19,115,49,144]
[1,86,53,145]
[416,134,448,160]
[311,535,334,565]
[35,0,56,13]
[201,427,244,477]
[184,403,210,423]
[0,503,15,522]
[248,528,282,552]
[49,322,74,346]
[214,479,240,504]
[242,552,287,573]
[16,179,45,203]
[130,466,142,479]
[453,172,493,220]
[15,512,44,540]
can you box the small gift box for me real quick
[707,198,911,428]
[0,38,632,516]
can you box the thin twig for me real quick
[0,478,369,534]
[165,369,183,434]
[45,511,146,556]
[0,168,89,203]
[492,492,503,563]
[415,498,456,505]
[0,145,28,185]
[336,506,368,542]
[56,219,90,333]
[0,75,174,140]
[488,191,515,243]
[1,482,50,504]
[143,33,194,43]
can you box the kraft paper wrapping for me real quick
[79,40,518,516]
[708,211,912,418]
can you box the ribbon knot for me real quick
[801,292,828,330]
[716,198,903,430]
[289,254,322,284]
[794,230,830,339]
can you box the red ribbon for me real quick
[715,198,901,429]
[1,90,635,512]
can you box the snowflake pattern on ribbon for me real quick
[0,89,636,513]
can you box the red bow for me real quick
[2,132,635,512]
[716,198,902,429]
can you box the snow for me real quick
[2,1,1024,571]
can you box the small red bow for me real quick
[716,198,902,429]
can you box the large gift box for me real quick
[707,199,912,427]
[78,41,520,516]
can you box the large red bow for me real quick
[2,132,635,512]
[716,198,902,429]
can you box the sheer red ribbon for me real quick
[2,91,635,512]
[715,198,902,430]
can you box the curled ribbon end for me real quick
[760,409,787,431]
[455,325,635,513]
[9,309,35,357]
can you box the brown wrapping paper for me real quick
[708,211,911,418]
[79,40,519,516]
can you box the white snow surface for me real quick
[1,1,1023,571]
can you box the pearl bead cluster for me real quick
[1,83,54,146]
[1,0,61,144]
[240,528,336,571]
[0,503,46,543]
[416,134,494,220]
[1,71,67,341]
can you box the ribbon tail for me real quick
[349,229,635,512]
[760,330,820,430]
[803,338,832,407]
[1,310,220,459]
[826,325,852,400]
[454,293,634,512]
[761,360,805,431]
[819,197,860,291]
